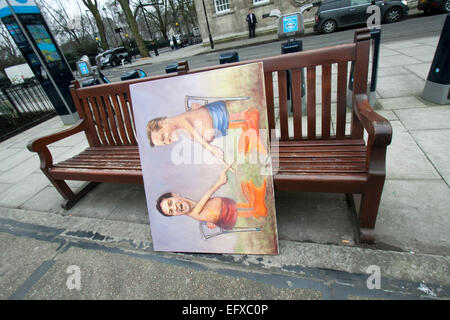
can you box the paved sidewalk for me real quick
[1,30,449,299]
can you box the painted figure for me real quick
[146,100,267,165]
[155,163,268,230]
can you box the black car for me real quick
[418,0,450,13]
[100,47,132,69]
[313,0,409,34]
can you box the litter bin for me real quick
[120,69,147,81]
[165,63,179,74]
[281,40,302,54]
[281,40,305,110]
[219,52,239,64]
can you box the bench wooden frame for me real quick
[27,29,392,243]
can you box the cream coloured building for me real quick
[194,0,315,44]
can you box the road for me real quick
[102,11,447,80]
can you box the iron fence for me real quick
[0,78,56,142]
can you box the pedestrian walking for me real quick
[172,35,179,50]
[246,9,257,38]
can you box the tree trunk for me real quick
[82,0,109,51]
[92,8,109,50]
[117,0,150,58]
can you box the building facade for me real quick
[194,0,315,43]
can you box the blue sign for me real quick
[283,15,298,33]
[0,0,40,19]
[77,61,90,75]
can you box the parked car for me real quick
[418,0,450,13]
[313,0,409,34]
[99,47,132,69]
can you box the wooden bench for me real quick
[27,29,392,244]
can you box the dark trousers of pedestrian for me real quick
[248,24,256,38]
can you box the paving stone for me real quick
[1,148,36,172]
[395,45,437,63]
[375,110,398,121]
[276,191,355,246]
[376,74,425,98]
[376,179,450,256]
[377,54,422,68]
[395,105,450,130]
[65,183,135,220]
[0,234,61,300]
[20,187,65,214]
[404,63,433,81]
[411,129,450,186]
[0,145,24,162]
[381,41,424,51]
[385,121,440,180]
[106,187,149,225]
[0,155,42,184]
[0,173,50,208]
[378,96,428,110]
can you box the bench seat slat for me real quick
[275,145,366,152]
[54,147,141,172]
[55,163,141,170]
[274,173,369,193]
[59,159,141,165]
[274,151,366,158]
[278,167,367,173]
[50,167,143,184]
[271,139,365,147]
[273,158,366,164]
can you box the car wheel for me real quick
[384,7,403,23]
[111,60,117,67]
[321,19,337,34]
[443,0,450,13]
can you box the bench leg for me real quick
[357,178,385,244]
[62,182,99,209]
[42,171,99,209]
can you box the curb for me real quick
[1,206,449,292]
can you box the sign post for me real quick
[0,0,78,124]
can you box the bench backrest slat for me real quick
[95,96,114,145]
[117,92,137,145]
[277,71,289,140]
[110,93,131,145]
[351,32,370,140]
[264,71,276,135]
[291,69,302,140]
[336,62,349,139]
[321,63,332,139]
[306,66,316,140]
[102,94,123,145]
[80,97,101,146]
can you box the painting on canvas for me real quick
[130,62,278,254]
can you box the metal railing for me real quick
[0,78,56,142]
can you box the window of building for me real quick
[215,0,230,14]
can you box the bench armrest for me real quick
[27,119,86,170]
[353,94,392,148]
[27,119,86,153]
